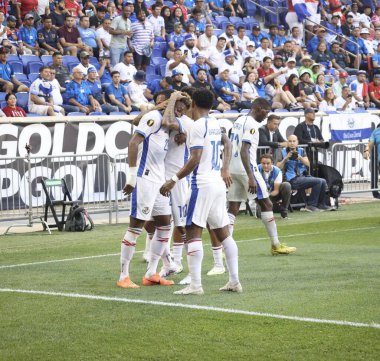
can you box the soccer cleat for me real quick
[179,274,191,285]
[207,265,226,276]
[318,204,335,211]
[159,263,183,278]
[219,281,243,293]
[304,205,322,212]
[117,277,140,289]
[174,285,204,295]
[271,243,297,255]
[142,273,175,286]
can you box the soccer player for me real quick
[227,98,296,255]
[117,89,175,289]
[160,88,242,295]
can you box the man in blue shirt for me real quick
[78,15,103,58]
[249,25,269,48]
[65,66,101,114]
[167,23,185,56]
[144,76,172,100]
[306,27,330,54]
[105,70,133,113]
[18,13,43,56]
[0,46,29,93]
[213,67,240,106]
[345,27,368,69]
[190,53,210,82]
[86,66,118,114]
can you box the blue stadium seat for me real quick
[274,108,289,112]
[159,64,166,76]
[67,62,80,72]
[146,65,157,76]
[62,55,79,67]
[14,73,28,82]
[26,113,41,117]
[89,111,106,115]
[215,15,229,28]
[347,75,356,84]
[243,17,259,30]
[149,74,161,82]
[16,92,29,110]
[151,57,168,67]
[8,60,23,73]
[7,54,20,62]
[245,1,257,17]
[41,55,53,65]
[110,111,127,115]
[27,61,44,74]
[0,92,7,102]
[259,0,270,17]
[229,16,243,26]
[264,7,279,27]
[130,111,140,116]
[67,112,86,116]
[213,29,223,37]
[28,73,39,82]
[21,55,40,70]
[0,100,7,108]
[89,56,99,66]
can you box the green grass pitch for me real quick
[0,202,379,360]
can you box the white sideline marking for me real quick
[0,288,379,330]
[0,226,377,270]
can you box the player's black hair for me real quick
[192,88,214,110]
[181,86,196,98]
[251,97,271,111]
[153,89,175,104]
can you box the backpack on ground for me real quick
[65,204,94,232]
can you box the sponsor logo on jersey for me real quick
[147,119,154,127]
[250,128,255,134]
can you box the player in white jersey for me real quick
[117,89,176,289]
[228,98,296,255]
[160,88,242,295]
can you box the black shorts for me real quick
[133,52,151,68]
[0,82,18,92]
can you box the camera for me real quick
[230,41,235,47]
[286,148,299,160]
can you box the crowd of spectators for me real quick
[1,0,380,117]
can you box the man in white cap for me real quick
[284,57,299,80]
[180,34,199,65]
[221,50,244,90]
[190,52,211,83]
[213,67,240,108]
[242,41,256,58]
[360,27,374,55]
[127,70,155,112]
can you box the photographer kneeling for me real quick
[277,135,334,212]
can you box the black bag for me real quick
[65,204,94,232]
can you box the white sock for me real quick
[211,246,224,268]
[146,225,171,277]
[144,232,154,256]
[187,239,203,288]
[261,211,280,247]
[120,227,142,280]
[221,236,239,284]
[173,233,185,265]
[228,212,235,236]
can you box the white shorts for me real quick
[186,181,229,230]
[227,173,249,202]
[28,103,63,116]
[170,177,189,227]
[130,177,171,221]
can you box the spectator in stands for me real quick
[272,55,287,85]
[50,52,70,88]
[134,0,149,17]
[242,42,256,59]
[335,85,357,111]
[294,108,323,145]
[220,23,238,48]
[307,28,328,54]
[314,73,327,100]
[221,50,244,90]
[2,93,26,117]
[167,22,185,58]
[332,71,348,97]
[129,9,154,71]
[298,55,314,78]
[14,0,38,21]
[330,41,356,75]
[208,0,229,16]
[49,66,76,114]
[85,66,118,114]
[58,15,88,57]
[188,7,211,35]
[5,15,24,55]
[190,52,210,83]
[170,69,187,91]
[82,0,97,18]
[148,3,165,40]
[0,12,8,42]
[105,70,133,113]
[109,5,132,66]
[227,0,245,18]
[268,24,283,52]
[236,26,250,55]
[360,27,374,55]
[126,70,154,112]
[96,18,112,58]
[19,13,43,56]
[51,1,70,29]
[180,33,199,66]
[65,66,101,114]
[78,15,104,57]
[311,41,333,70]
[0,46,29,93]
[254,37,274,63]
[28,66,64,116]
[283,74,309,108]
[160,6,172,33]
[283,57,299,81]
[346,26,368,69]
[299,71,319,109]
[277,40,296,63]
[341,11,355,36]
[277,134,333,212]
[192,68,231,112]
[249,25,267,48]
[372,6,380,27]
[287,26,304,48]
[107,1,119,21]
[65,0,83,18]
[241,70,260,106]
[207,36,227,73]
[368,73,380,108]
[326,13,343,40]
[349,70,370,108]
[258,153,291,219]
[76,51,97,77]
[213,67,241,109]
[90,6,107,29]
[242,56,257,75]
[319,88,338,112]
[166,48,193,84]
[144,76,172,100]
[38,16,64,55]
[113,50,137,84]
[197,24,217,55]
[372,42,380,74]
[259,114,288,150]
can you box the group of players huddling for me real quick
[117,88,296,295]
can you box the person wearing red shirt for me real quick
[368,73,380,109]
[64,0,83,18]
[0,0,8,15]
[15,0,37,21]
[172,0,188,22]
[2,93,27,117]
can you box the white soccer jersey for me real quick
[113,62,137,83]
[165,114,193,179]
[189,117,224,186]
[229,115,260,175]
[135,110,169,183]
